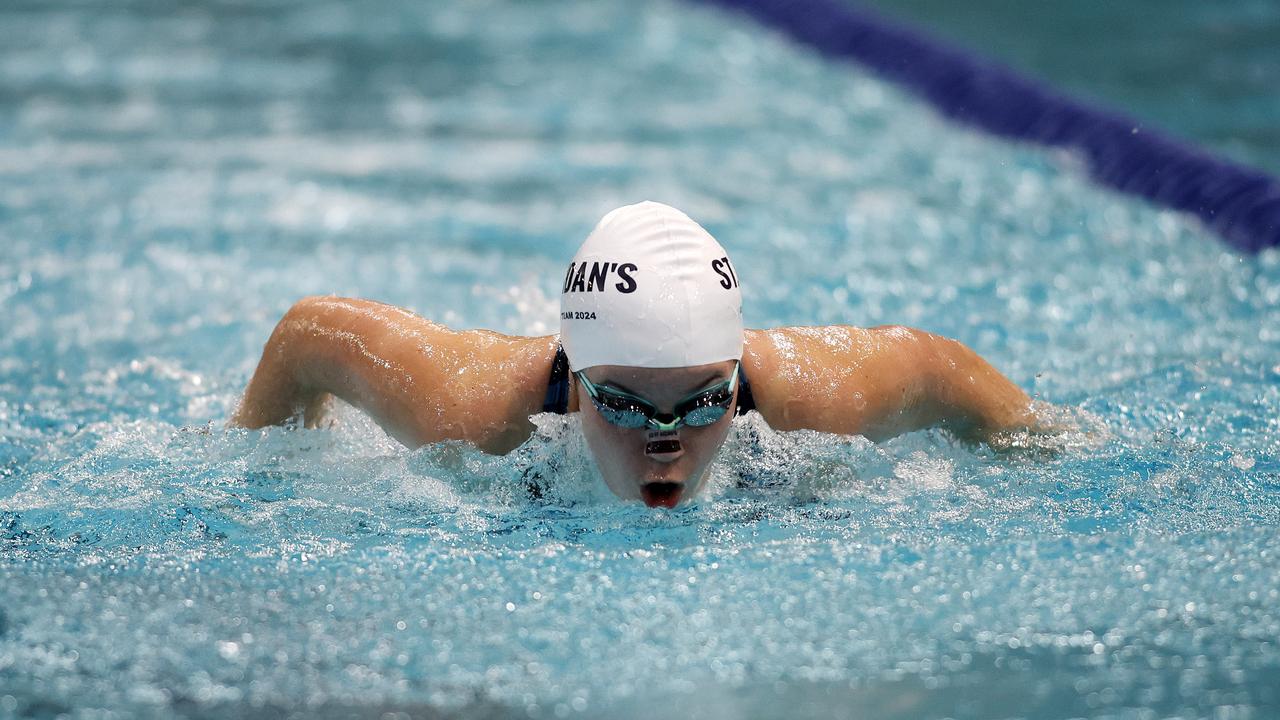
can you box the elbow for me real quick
[877,324,949,397]
[281,295,331,325]
[258,297,338,384]
[268,295,334,345]
[897,329,973,421]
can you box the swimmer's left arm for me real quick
[907,329,1041,444]
[744,326,1039,444]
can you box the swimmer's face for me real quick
[576,361,738,508]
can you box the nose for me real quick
[645,430,683,462]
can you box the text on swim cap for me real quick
[563,261,638,294]
[711,257,739,289]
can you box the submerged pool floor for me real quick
[2,0,1279,717]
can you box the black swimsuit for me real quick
[541,344,756,415]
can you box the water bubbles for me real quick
[892,451,953,492]
[2,0,1278,714]
[216,641,240,661]
[1230,453,1256,471]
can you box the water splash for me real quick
[2,0,1279,716]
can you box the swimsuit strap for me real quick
[543,342,757,417]
[542,343,572,414]
[735,365,756,416]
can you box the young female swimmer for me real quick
[231,201,1042,508]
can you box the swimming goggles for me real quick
[574,362,740,432]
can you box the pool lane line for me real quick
[698,0,1280,253]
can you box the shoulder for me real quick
[742,325,879,376]
[286,296,560,450]
[744,325,930,371]
[740,325,932,432]
[287,295,558,370]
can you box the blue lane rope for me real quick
[700,0,1280,252]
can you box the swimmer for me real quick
[231,201,1045,508]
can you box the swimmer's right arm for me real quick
[229,296,557,454]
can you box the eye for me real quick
[683,405,728,427]
[598,407,650,428]
[683,385,731,410]
[596,387,651,413]
[701,386,732,404]
[590,388,652,428]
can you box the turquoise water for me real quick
[2,0,1280,717]
[860,0,1280,174]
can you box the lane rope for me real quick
[702,0,1280,252]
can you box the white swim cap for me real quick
[560,201,744,370]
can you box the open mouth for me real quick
[640,482,683,509]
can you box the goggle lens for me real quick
[595,404,652,429]
[682,404,727,427]
[576,364,738,431]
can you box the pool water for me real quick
[2,0,1280,717]
[859,0,1280,175]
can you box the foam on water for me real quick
[2,0,1279,717]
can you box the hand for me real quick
[973,400,1106,459]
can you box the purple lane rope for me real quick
[701,0,1280,252]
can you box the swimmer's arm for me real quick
[744,326,1038,443]
[904,329,1040,443]
[229,296,556,454]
